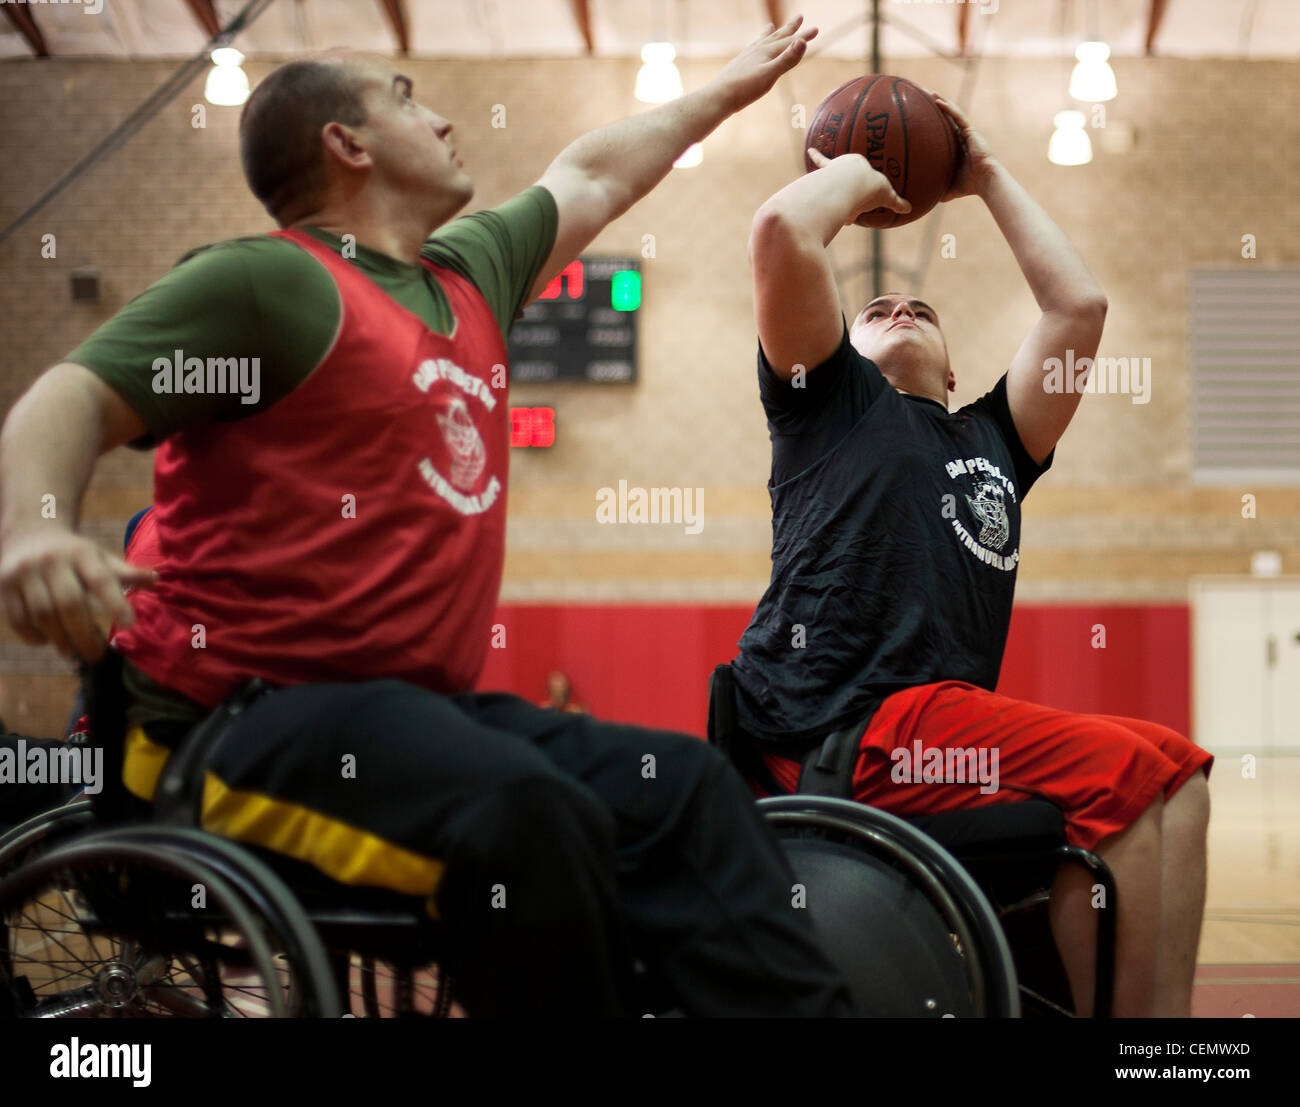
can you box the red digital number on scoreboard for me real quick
[536,260,584,301]
[510,406,556,448]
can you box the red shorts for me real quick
[759,681,1213,852]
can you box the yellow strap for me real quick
[123,724,443,908]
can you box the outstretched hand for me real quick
[709,15,818,114]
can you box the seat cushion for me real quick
[904,799,1066,858]
[903,799,1071,903]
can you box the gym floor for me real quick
[1195,755,1300,1016]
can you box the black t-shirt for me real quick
[731,322,1053,745]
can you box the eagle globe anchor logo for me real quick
[965,479,1010,550]
[436,397,487,492]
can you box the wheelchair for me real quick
[708,663,1119,1018]
[0,653,448,1018]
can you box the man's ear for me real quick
[321,121,372,171]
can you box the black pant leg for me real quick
[456,694,855,1017]
[194,680,634,1016]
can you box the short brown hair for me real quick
[239,58,370,223]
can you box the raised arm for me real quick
[531,16,817,302]
[0,364,155,661]
[749,150,909,380]
[932,94,1107,465]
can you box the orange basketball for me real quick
[804,75,964,229]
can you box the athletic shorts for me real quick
[759,680,1214,852]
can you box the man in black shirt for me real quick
[734,94,1211,1018]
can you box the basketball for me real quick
[804,75,964,229]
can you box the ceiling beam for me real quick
[957,1,972,57]
[1,4,49,57]
[1145,0,1171,56]
[569,0,594,55]
[764,1,785,30]
[377,0,410,57]
[182,0,222,40]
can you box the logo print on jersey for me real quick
[436,397,487,491]
[942,455,1018,573]
[965,479,1009,550]
[413,356,502,516]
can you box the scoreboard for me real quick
[507,256,640,383]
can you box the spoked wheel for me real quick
[760,795,1020,1018]
[0,798,96,875]
[350,955,456,1017]
[0,827,341,1018]
[0,834,287,1017]
[1,813,340,1018]
[107,827,342,1018]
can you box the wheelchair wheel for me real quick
[0,798,96,874]
[760,795,1020,1018]
[0,833,283,1017]
[353,956,454,1017]
[104,827,343,1018]
[0,828,336,1017]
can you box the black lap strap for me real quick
[85,652,128,823]
[795,725,864,798]
[152,678,274,827]
[708,664,783,795]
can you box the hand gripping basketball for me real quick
[806,148,911,228]
[926,91,1001,202]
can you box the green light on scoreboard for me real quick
[611,270,641,311]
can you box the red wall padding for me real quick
[477,603,1190,741]
[997,604,1190,738]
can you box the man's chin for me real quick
[431,177,474,226]
[875,362,944,395]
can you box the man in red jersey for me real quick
[0,21,855,1016]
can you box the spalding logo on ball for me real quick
[804,75,964,229]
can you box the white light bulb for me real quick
[635,41,684,103]
[1048,110,1092,166]
[205,46,250,106]
[673,143,702,169]
[1069,40,1117,102]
